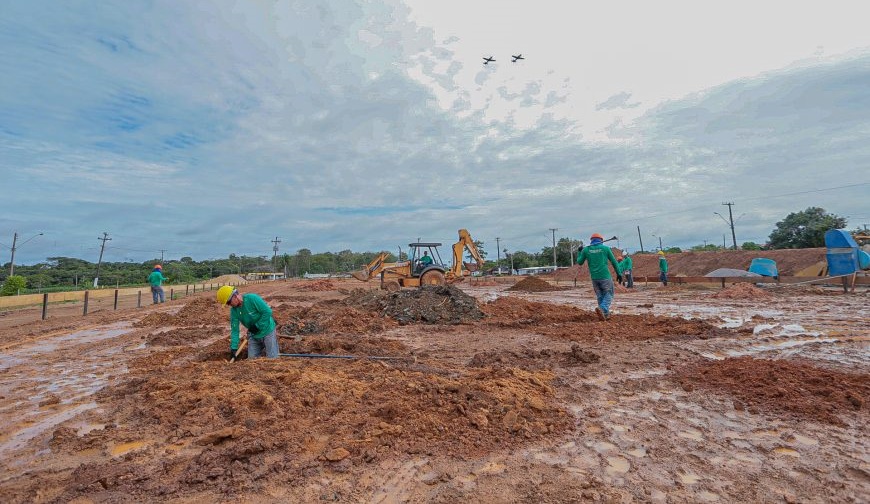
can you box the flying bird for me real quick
[483,56,495,65]
[511,54,524,62]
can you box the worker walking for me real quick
[620,251,634,288]
[658,250,669,286]
[576,233,622,320]
[147,264,168,304]
[216,286,279,359]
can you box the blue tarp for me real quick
[824,230,860,275]
[748,258,778,277]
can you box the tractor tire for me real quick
[420,270,446,287]
[384,280,401,292]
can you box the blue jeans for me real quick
[150,286,165,304]
[591,278,615,314]
[659,271,668,286]
[248,329,279,358]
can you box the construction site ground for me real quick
[0,274,867,503]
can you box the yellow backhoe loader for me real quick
[351,229,484,292]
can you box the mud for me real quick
[675,356,868,426]
[0,279,867,503]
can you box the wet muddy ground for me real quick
[0,278,867,503]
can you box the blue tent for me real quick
[748,258,778,277]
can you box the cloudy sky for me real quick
[2,0,869,265]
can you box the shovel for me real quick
[229,337,248,363]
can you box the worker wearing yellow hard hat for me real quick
[658,250,669,286]
[576,232,622,321]
[147,264,168,304]
[216,286,279,360]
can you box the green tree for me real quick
[741,242,763,250]
[768,207,847,249]
[1,275,26,296]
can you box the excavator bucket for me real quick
[463,261,479,272]
[351,270,370,281]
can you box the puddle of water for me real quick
[773,447,800,458]
[792,434,818,446]
[111,440,148,457]
[605,456,630,475]
[0,402,97,457]
[591,441,617,453]
[627,447,647,458]
[678,429,704,441]
[678,471,701,484]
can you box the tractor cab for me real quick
[409,242,446,276]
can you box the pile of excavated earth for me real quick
[0,270,867,502]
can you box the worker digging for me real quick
[216,285,280,359]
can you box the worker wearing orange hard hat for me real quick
[576,233,622,321]
[147,264,168,304]
[216,286,279,360]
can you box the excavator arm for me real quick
[352,252,390,281]
[447,229,484,282]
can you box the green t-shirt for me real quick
[659,257,668,273]
[576,244,620,281]
[147,270,167,287]
[229,293,276,349]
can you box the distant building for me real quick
[516,266,556,276]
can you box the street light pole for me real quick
[9,232,43,276]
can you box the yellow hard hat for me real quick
[658,250,665,256]
[216,286,236,305]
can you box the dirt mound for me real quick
[469,344,600,369]
[482,297,596,326]
[629,248,827,277]
[347,285,483,325]
[276,301,397,336]
[507,276,565,292]
[482,297,727,341]
[208,274,248,285]
[711,283,773,300]
[301,279,337,291]
[147,327,219,346]
[279,334,409,357]
[675,357,868,425]
[45,347,571,500]
[133,297,226,328]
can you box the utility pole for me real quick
[159,249,166,262]
[8,231,43,276]
[549,228,558,268]
[658,236,663,252]
[94,232,111,287]
[495,237,501,269]
[723,202,737,250]
[271,236,281,276]
[723,234,727,249]
[637,226,644,253]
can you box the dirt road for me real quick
[0,279,867,502]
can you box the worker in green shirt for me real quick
[576,233,622,321]
[147,264,168,304]
[216,286,279,359]
[619,252,634,288]
[658,250,668,286]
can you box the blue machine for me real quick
[748,258,778,277]
[859,250,870,270]
[824,229,860,276]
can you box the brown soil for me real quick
[550,248,826,279]
[1,278,867,503]
[675,357,868,426]
[300,279,337,291]
[507,276,566,292]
